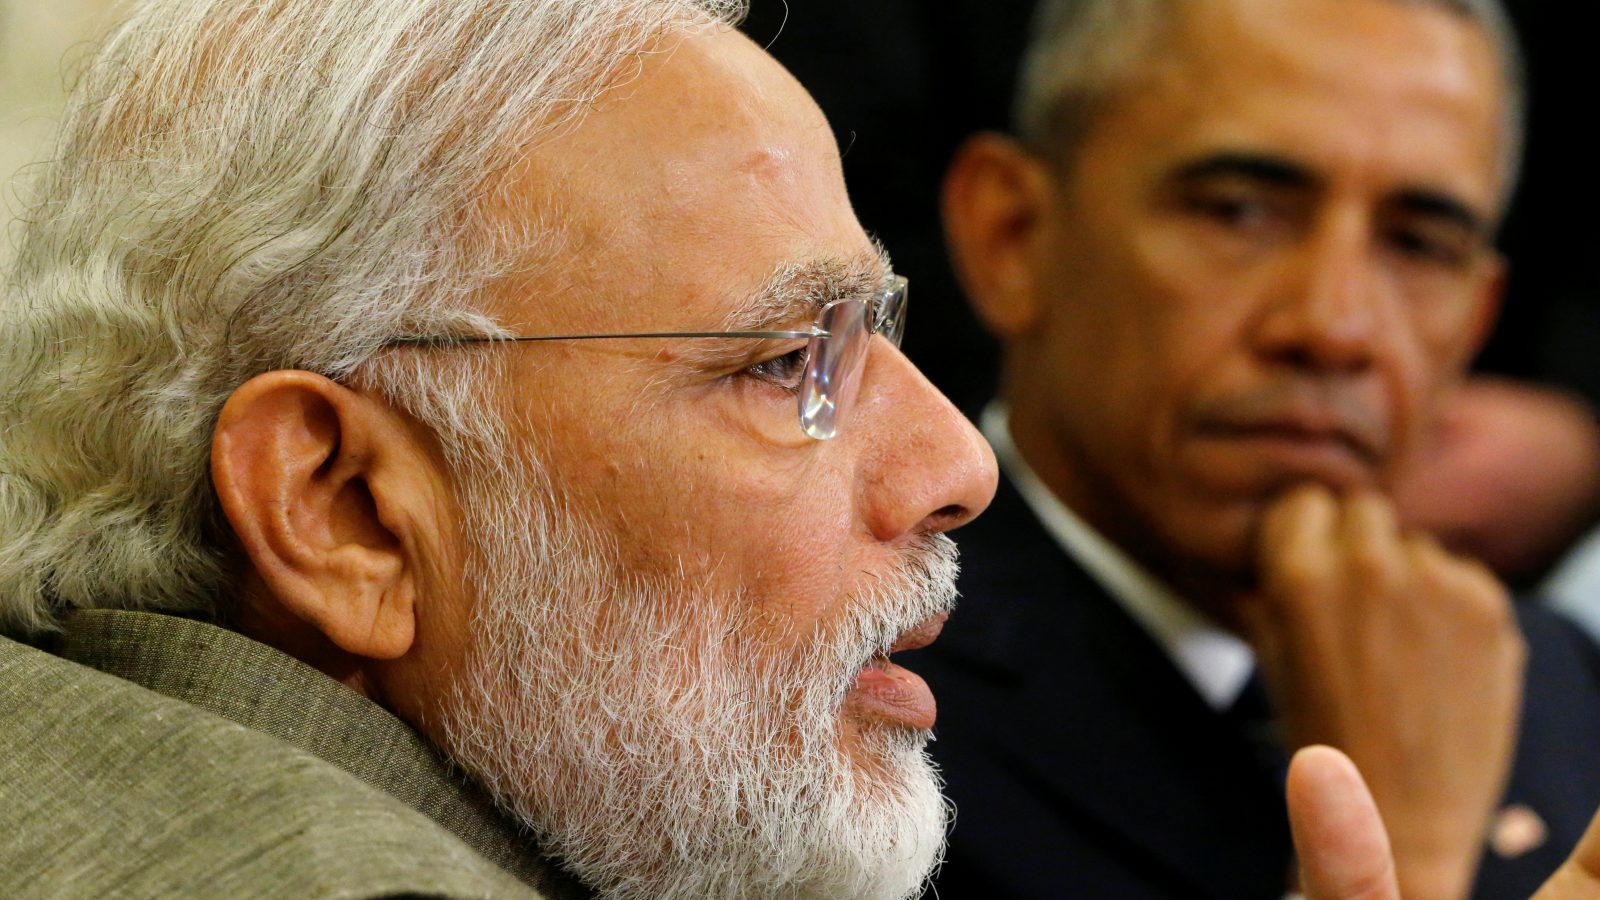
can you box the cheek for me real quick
[1381,325,1462,473]
[704,459,859,621]
[1050,237,1248,461]
[522,360,865,639]
[585,424,860,629]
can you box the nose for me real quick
[1251,211,1383,374]
[851,341,998,543]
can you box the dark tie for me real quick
[1225,671,1290,789]
[1226,672,1299,893]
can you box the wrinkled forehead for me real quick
[486,27,874,334]
[1137,0,1508,212]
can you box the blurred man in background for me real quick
[743,0,1600,620]
[1394,376,1600,582]
[915,0,1600,896]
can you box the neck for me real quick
[1005,397,1254,631]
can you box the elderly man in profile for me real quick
[0,0,1001,896]
[918,0,1600,897]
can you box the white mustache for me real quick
[829,533,961,680]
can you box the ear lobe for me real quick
[212,370,419,663]
[942,133,1054,340]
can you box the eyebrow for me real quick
[1167,151,1489,237]
[720,244,893,333]
[1168,152,1317,190]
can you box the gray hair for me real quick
[1014,0,1525,202]
[0,0,746,636]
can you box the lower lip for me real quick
[847,659,937,731]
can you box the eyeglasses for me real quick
[386,275,908,441]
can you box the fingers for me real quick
[1408,533,1526,690]
[1572,807,1600,883]
[1255,485,1521,900]
[1409,533,1517,629]
[1251,486,1402,666]
[1247,485,1338,657]
[1260,486,1406,605]
[1532,807,1600,899]
[1289,746,1400,900]
[1259,484,1340,603]
[1343,493,1406,599]
[1256,485,1512,635]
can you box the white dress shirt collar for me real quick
[982,404,1256,711]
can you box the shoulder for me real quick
[1465,604,1600,895]
[0,635,543,900]
[1517,601,1600,695]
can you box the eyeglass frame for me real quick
[383,274,909,441]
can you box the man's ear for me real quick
[941,132,1055,340]
[211,370,431,662]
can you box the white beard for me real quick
[434,460,957,899]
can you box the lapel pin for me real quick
[1489,804,1548,860]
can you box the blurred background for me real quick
[0,0,118,262]
[4,0,1595,586]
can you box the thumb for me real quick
[1289,745,1400,900]
[1533,809,1600,899]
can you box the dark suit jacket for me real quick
[909,473,1600,898]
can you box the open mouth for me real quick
[846,612,948,731]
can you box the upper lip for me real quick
[888,612,949,655]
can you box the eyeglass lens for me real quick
[879,278,908,347]
[799,298,871,440]
[797,278,909,441]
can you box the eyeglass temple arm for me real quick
[385,328,825,347]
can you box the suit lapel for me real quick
[938,474,1292,897]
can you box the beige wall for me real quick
[0,0,120,258]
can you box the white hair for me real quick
[0,0,745,636]
[436,443,956,898]
[1015,0,1526,203]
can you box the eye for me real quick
[741,345,809,393]
[1385,223,1473,269]
[1183,191,1277,231]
